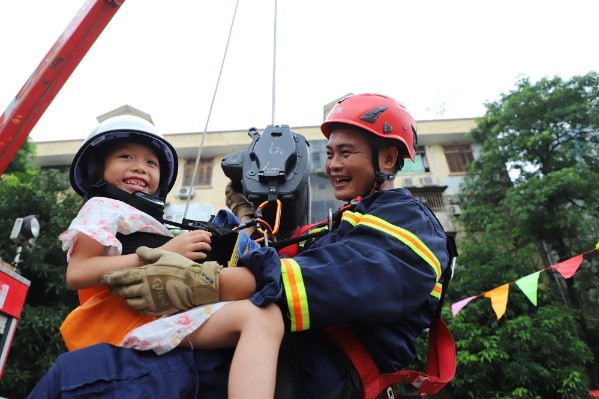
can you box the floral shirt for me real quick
[59,197,173,259]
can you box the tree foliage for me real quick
[445,72,599,398]
[0,162,79,397]
[4,138,37,175]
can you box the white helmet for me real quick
[70,115,178,198]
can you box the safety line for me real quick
[184,0,241,219]
[271,0,278,124]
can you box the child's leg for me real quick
[182,299,284,399]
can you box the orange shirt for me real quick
[60,286,156,351]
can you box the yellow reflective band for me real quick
[343,211,442,284]
[299,226,328,249]
[309,226,328,234]
[281,258,310,331]
[360,214,442,280]
[431,282,442,299]
[341,211,361,227]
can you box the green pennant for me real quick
[515,271,542,306]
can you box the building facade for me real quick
[33,102,478,234]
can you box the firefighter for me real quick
[29,93,450,398]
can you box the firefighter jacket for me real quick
[241,188,449,372]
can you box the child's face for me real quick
[103,142,161,195]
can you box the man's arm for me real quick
[101,246,257,316]
[243,193,448,330]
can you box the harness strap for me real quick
[325,318,456,398]
[276,198,361,257]
[323,219,457,398]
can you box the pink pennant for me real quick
[451,296,478,316]
[552,254,583,279]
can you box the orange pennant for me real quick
[484,284,510,319]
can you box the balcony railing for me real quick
[409,188,457,234]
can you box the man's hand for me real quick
[100,246,222,317]
[225,181,254,220]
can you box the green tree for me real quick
[446,72,599,398]
[0,166,79,397]
[4,138,37,175]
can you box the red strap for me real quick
[277,220,323,258]
[277,198,362,258]
[325,318,456,398]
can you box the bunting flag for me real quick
[451,296,477,316]
[515,271,542,306]
[451,243,598,319]
[552,254,583,279]
[484,284,510,319]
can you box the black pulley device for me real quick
[221,125,311,238]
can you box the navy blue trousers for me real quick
[28,331,355,398]
[28,343,233,399]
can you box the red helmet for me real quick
[320,93,417,161]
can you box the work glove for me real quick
[225,181,254,220]
[101,246,222,317]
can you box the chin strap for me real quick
[87,180,166,221]
[367,134,396,194]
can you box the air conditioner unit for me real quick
[420,176,435,186]
[402,177,415,187]
[178,186,195,199]
[450,204,462,216]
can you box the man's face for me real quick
[103,142,161,195]
[325,128,375,201]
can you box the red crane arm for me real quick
[0,0,126,175]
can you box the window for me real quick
[310,140,327,173]
[183,158,213,186]
[443,144,473,173]
[309,173,344,222]
[399,145,429,174]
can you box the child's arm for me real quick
[158,230,213,260]
[66,230,213,290]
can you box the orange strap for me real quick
[325,318,456,398]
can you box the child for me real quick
[60,114,283,399]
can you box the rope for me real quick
[183,0,241,220]
[271,0,278,124]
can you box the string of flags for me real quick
[451,242,599,319]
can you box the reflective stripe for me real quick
[343,211,443,298]
[342,211,361,226]
[281,258,310,331]
[432,282,443,299]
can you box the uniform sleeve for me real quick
[242,192,448,332]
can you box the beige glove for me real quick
[100,246,222,317]
[225,181,254,220]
